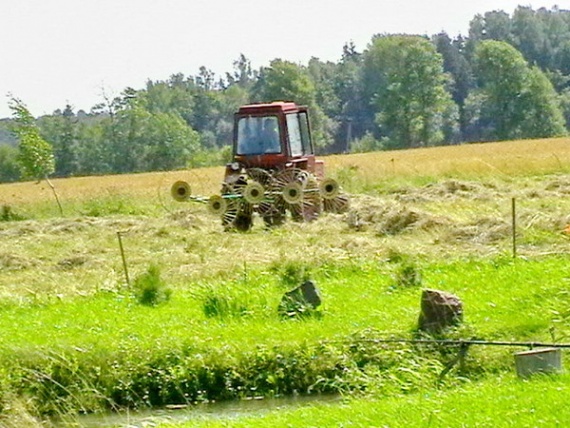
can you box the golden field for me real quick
[2,137,570,206]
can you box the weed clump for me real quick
[394,262,423,288]
[270,260,312,288]
[202,292,250,319]
[132,264,171,306]
[386,251,422,289]
[1,205,25,222]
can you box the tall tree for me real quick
[226,54,255,90]
[362,35,458,148]
[252,59,332,149]
[518,66,567,138]
[467,40,566,141]
[252,59,316,106]
[511,6,548,68]
[38,104,78,177]
[334,42,369,150]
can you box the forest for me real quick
[1,5,570,182]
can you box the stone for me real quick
[278,280,322,317]
[418,289,463,333]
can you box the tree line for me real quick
[1,5,570,183]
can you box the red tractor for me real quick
[171,101,349,231]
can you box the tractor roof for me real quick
[236,101,306,116]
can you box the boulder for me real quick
[418,289,463,333]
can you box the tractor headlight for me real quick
[230,162,240,171]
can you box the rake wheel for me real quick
[220,177,253,231]
[269,168,322,222]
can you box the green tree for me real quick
[0,145,19,182]
[8,97,55,180]
[75,117,110,175]
[144,75,196,124]
[225,54,255,90]
[466,10,511,51]
[253,59,316,105]
[253,59,331,150]
[518,66,567,138]
[9,97,62,214]
[511,6,549,69]
[362,35,458,148]
[334,43,369,151]
[432,33,474,106]
[468,40,566,141]
[38,104,78,177]
[139,111,200,171]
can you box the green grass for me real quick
[164,374,570,427]
[1,140,570,425]
[2,256,568,351]
[0,255,569,422]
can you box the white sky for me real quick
[0,0,564,118]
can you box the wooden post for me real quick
[512,197,517,259]
[117,231,130,287]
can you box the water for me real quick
[55,394,342,427]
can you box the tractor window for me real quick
[236,116,281,155]
[298,112,312,154]
[286,114,303,156]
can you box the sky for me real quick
[0,0,564,119]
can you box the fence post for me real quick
[117,231,130,287]
[512,197,517,259]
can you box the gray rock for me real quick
[278,280,322,317]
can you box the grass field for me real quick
[1,138,570,426]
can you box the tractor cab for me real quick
[231,102,323,177]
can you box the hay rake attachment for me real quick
[171,167,349,231]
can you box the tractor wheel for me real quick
[246,167,273,187]
[257,198,286,228]
[291,175,322,222]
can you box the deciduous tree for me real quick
[362,35,458,148]
[468,40,566,141]
[9,97,62,213]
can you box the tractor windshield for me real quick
[236,116,281,155]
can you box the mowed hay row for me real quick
[324,137,570,183]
